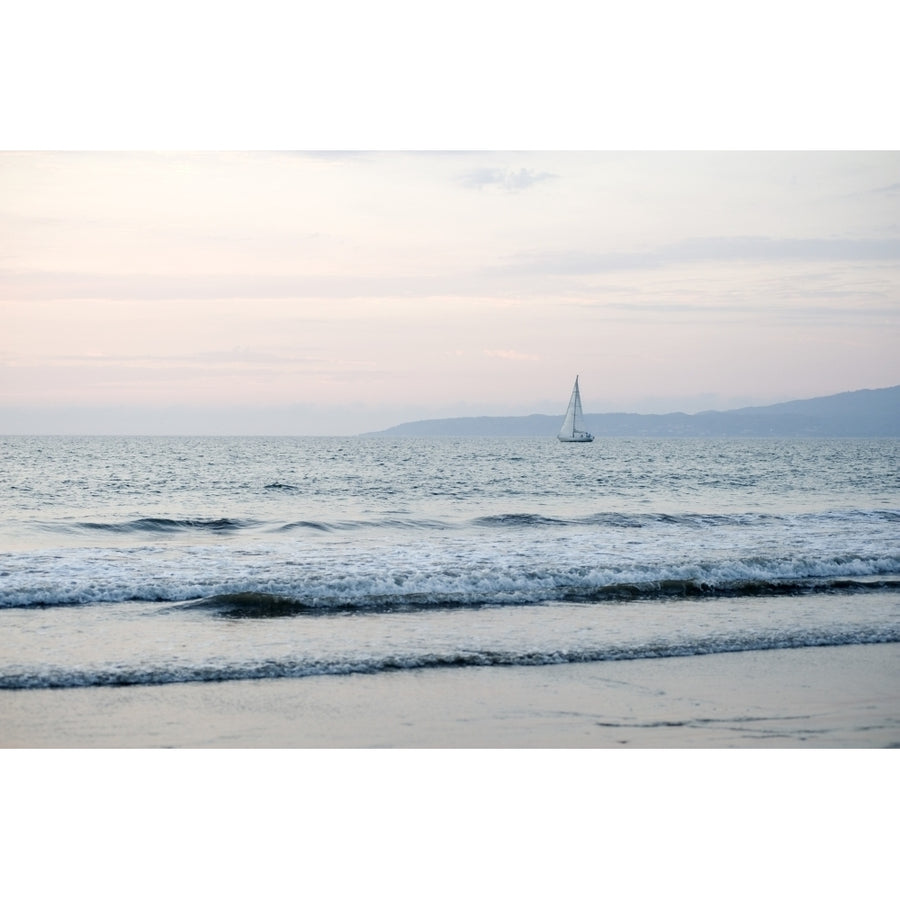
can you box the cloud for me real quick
[498,236,900,275]
[459,167,555,191]
[0,269,475,302]
[7,232,896,304]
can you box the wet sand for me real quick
[2,643,898,748]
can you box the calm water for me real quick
[1,436,898,689]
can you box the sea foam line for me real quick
[2,627,898,690]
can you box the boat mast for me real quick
[574,376,580,434]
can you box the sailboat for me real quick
[558,376,594,442]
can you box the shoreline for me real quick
[2,642,898,748]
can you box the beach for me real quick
[3,643,897,748]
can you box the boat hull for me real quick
[558,434,594,443]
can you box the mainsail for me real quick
[558,376,594,442]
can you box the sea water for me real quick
[1,436,898,690]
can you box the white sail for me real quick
[559,383,578,437]
[558,376,594,442]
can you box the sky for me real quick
[1,150,899,434]
[2,1,900,435]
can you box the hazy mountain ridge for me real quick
[366,386,900,437]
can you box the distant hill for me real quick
[366,385,900,437]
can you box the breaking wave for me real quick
[3,558,899,612]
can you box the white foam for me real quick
[1,530,898,610]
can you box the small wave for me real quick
[470,511,774,529]
[274,520,334,533]
[264,483,299,492]
[70,517,256,534]
[3,627,898,690]
[470,509,900,530]
[474,513,569,528]
[274,517,449,534]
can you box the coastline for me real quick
[2,642,898,748]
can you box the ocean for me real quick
[1,435,899,745]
